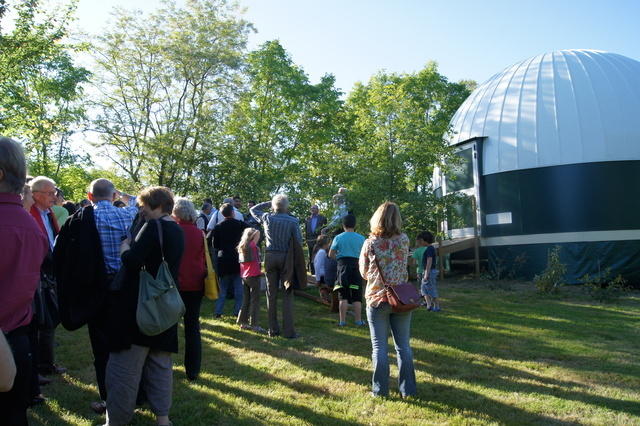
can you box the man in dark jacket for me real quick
[54,178,138,414]
[212,203,247,318]
[195,202,212,231]
[304,205,326,274]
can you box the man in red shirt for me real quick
[0,137,48,425]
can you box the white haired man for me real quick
[250,195,303,338]
[28,176,67,386]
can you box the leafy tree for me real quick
[90,0,252,194]
[339,63,471,236]
[220,40,345,218]
[459,79,478,92]
[0,0,89,177]
[54,164,142,202]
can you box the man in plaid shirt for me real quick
[90,179,138,413]
[63,178,138,414]
[90,180,138,274]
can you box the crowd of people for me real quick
[1,136,443,425]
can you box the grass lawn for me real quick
[28,279,640,425]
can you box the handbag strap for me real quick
[370,243,389,287]
[155,219,165,261]
[203,233,211,259]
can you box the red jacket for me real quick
[177,220,206,292]
[30,204,60,247]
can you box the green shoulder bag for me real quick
[136,219,185,336]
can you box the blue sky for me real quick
[74,0,640,93]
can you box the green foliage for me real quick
[339,63,471,237]
[2,1,473,234]
[0,0,89,175]
[90,0,253,194]
[488,250,528,282]
[581,269,628,302]
[533,246,566,293]
[220,40,346,219]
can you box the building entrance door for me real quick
[440,139,481,239]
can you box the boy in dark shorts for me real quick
[421,231,440,311]
[328,214,366,326]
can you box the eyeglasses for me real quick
[33,191,57,196]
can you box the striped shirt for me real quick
[93,198,138,274]
[250,201,302,252]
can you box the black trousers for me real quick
[306,241,316,274]
[88,312,109,401]
[37,327,55,372]
[180,291,203,380]
[0,327,31,426]
[27,320,40,399]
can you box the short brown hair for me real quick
[0,137,27,194]
[369,202,402,238]
[138,186,175,214]
[220,203,234,218]
[316,234,331,248]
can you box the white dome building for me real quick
[438,49,640,281]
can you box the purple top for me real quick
[0,193,48,332]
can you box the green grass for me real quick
[29,280,640,425]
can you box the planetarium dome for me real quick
[448,49,640,176]
[439,49,640,283]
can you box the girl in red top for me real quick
[173,198,206,381]
[236,228,264,332]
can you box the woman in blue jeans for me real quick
[359,202,416,398]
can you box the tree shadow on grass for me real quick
[413,346,640,419]
[198,322,372,389]
[405,382,577,425]
[410,296,640,419]
[175,328,364,425]
[28,372,103,425]
[420,300,640,381]
[196,300,606,425]
[187,372,362,425]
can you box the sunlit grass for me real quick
[29,280,640,425]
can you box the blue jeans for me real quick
[215,274,243,316]
[366,303,416,397]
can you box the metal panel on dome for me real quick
[517,54,540,170]
[448,50,640,176]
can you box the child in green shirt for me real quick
[411,232,430,284]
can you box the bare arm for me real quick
[0,332,16,392]
[328,249,337,259]
[423,258,433,280]
[422,246,434,279]
[359,240,370,277]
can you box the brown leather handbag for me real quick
[371,246,421,313]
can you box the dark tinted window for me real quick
[446,196,475,230]
[446,148,474,192]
